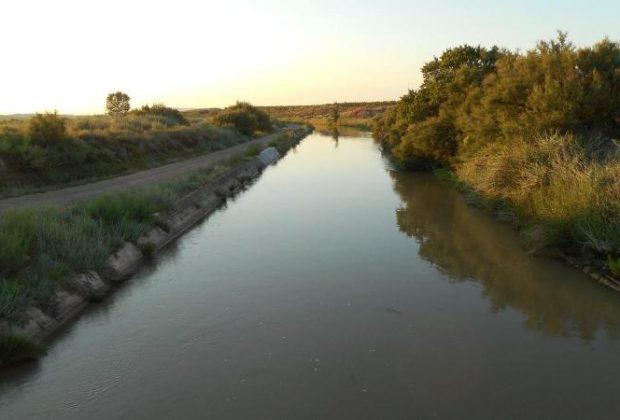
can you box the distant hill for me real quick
[0,114,35,120]
[261,102,394,120]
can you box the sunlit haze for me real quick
[2,0,619,114]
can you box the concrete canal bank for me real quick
[0,127,312,365]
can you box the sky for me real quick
[1,0,619,114]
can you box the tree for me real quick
[106,91,131,115]
[29,111,66,147]
[373,44,504,160]
[329,103,341,127]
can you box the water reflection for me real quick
[331,128,339,148]
[315,126,368,139]
[390,171,620,340]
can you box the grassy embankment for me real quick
[0,127,306,364]
[373,33,620,279]
[263,102,393,131]
[0,102,274,198]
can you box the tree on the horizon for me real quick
[329,102,340,127]
[106,91,131,115]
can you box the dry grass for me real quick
[0,113,246,197]
[457,133,620,259]
[262,102,392,130]
[1,113,199,139]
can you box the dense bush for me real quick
[28,112,67,147]
[375,33,620,269]
[212,102,273,136]
[394,113,457,167]
[133,104,189,127]
[0,335,46,363]
[375,33,620,165]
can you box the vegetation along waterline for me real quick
[0,127,311,366]
[263,102,392,132]
[373,33,620,285]
[0,100,275,198]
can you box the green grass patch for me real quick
[608,257,620,277]
[0,165,227,319]
[0,334,46,364]
[433,168,460,185]
[0,127,310,321]
[243,144,262,158]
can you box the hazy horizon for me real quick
[2,0,619,115]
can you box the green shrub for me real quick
[0,128,28,154]
[608,257,620,277]
[373,32,620,264]
[139,242,157,258]
[28,111,66,147]
[0,211,36,277]
[0,335,46,364]
[0,281,29,319]
[35,210,112,272]
[395,113,457,167]
[0,257,67,319]
[244,144,262,158]
[212,102,273,136]
[374,33,620,167]
[133,104,189,127]
[457,132,620,255]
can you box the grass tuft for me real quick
[0,335,46,364]
[456,132,620,261]
[0,126,309,321]
[609,257,620,277]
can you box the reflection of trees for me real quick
[390,171,620,340]
[331,128,339,148]
[316,126,368,138]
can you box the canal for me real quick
[2,131,620,419]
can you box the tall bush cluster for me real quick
[212,102,273,136]
[28,112,66,147]
[133,104,189,127]
[374,33,620,167]
[374,33,620,266]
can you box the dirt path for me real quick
[0,128,297,214]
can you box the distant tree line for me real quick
[104,91,189,126]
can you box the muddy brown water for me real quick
[1,132,620,419]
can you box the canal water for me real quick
[2,131,620,419]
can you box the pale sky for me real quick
[2,0,619,114]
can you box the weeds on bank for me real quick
[455,133,620,267]
[0,335,46,364]
[0,127,308,320]
[609,257,620,277]
[243,144,262,158]
[0,166,223,319]
[0,116,247,198]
